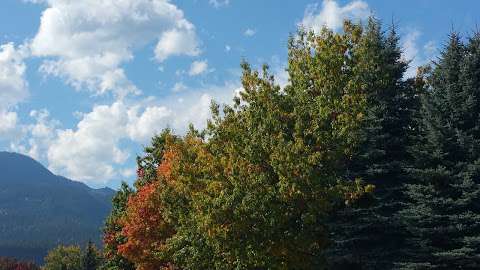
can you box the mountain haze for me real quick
[0,152,115,263]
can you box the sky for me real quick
[0,0,478,189]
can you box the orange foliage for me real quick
[118,182,175,270]
[157,148,178,182]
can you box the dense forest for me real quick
[16,18,480,269]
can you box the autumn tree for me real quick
[42,245,82,270]
[102,130,181,270]
[103,21,376,270]
[149,22,371,269]
[117,181,175,270]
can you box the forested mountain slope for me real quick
[0,152,114,263]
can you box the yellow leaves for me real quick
[342,179,376,207]
[365,184,375,193]
[356,111,364,121]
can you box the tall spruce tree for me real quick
[101,183,135,270]
[82,241,101,270]
[326,19,420,269]
[398,33,480,269]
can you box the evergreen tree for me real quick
[82,241,101,270]
[101,183,135,270]
[398,33,480,269]
[326,18,420,269]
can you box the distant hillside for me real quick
[0,152,115,263]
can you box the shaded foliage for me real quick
[0,257,39,270]
[101,183,135,270]
[326,18,421,269]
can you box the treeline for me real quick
[0,257,39,270]
[45,18,480,269]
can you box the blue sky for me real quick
[0,0,478,189]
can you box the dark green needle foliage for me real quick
[101,183,135,270]
[326,18,420,269]
[82,241,101,270]
[398,32,480,269]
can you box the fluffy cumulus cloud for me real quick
[126,105,172,143]
[0,43,29,138]
[29,0,201,97]
[47,102,131,183]
[188,60,209,76]
[38,82,239,184]
[155,28,201,62]
[301,0,370,32]
[10,109,60,161]
[1,0,234,186]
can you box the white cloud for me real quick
[8,108,59,167]
[209,0,230,8]
[39,81,239,184]
[401,30,436,78]
[244,28,256,37]
[301,0,370,32]
[126,105,172,143]
[0,43,29,111]
[225,45,231,52]
[402,30,420,78]
[0,43,29,139]
[29,0,200,97]
[0,111,18,138]
[20,109,59,160]
[188,60,209,76]
[172,82,187,92]
[155,28,201,62]
[46,102,131,183]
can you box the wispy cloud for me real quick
[209,0,230,8]
[401,29,437,78]
[244,28,256,37]
[188,60,210,76]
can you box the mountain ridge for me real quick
[0,151,115,263]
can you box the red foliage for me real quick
[103,220,122,260]
[118,182,175,270]
[137,167,145,179]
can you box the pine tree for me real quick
[82,241,100,270]
[326,19,420,269]
[398,33,480,269]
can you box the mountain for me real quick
[0,151,115,263]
